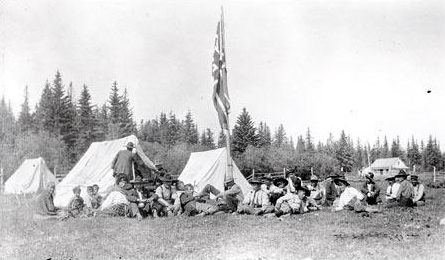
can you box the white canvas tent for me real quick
[54,135,156,207]
[178,148,252,197]
[4,157,58,194]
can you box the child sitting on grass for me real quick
[91,184,102,209]
[64,186,86,219]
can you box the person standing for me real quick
[111,141,138,181]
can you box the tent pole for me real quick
[0,167,3,194]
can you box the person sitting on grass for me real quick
[360,172,381,205]
[152,174,176,218]
[268,177,288,205]
[274,186,321,217]
[323,173,340,207]
[260,174,274,195]
[172,180,186,215]
[307,175,326,206]
[65,185,86,218]
[385,176,399,202]
[395,170,414,207]
[411,175,425,206]
[237,179,274,215]
[195,176,244,216]
[34,182,61,219]
[96,175,130,218]
[333,177,380,213]
[91,184,102,209]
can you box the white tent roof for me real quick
[54,135,156,207]
[178,148,252,197]
[4,157,58,194]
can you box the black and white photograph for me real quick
[1,1,444,259]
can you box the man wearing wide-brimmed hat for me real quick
[111,141,138,181]
[307,175,326,205]
[152,174,177,217]
[395,170,414,207]
[411,175,425,206]
[323,172,340,206]
[196,176,244,215]
[260,174,274,195]
[384,176,399,202]
[360,172,381,205]
[237,179,274,215]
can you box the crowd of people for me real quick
[33,142,426,220]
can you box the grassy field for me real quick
[1,180,445,260]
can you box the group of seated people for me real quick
[34,169,426,220]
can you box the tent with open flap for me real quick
[178,148,252,197]
[54,135,156,207]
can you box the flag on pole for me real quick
[212,10,230,130]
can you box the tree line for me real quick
[1,70,444,180]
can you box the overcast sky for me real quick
[1,1,444,147]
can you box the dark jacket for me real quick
[324,178,337,201]
[111,150,136,179]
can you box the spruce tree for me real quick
[273,124,287,147]
[382,136,389,158]
[158,112,169,145]
[335,130,354,172]
[76,84,96,155]
[51,70,69,136]
[166,111,181,147]
[232,108,258,154]
[64,83,79,163]
[305,127,315,152]
[35,80,54,132]
[296,135,305,154]
[181,111,199,145]
[17,86,33,132]
[119,88,137,136]
[204,128,215,149]
[217,130,226,148]
[257,122,272,147]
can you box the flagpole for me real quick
[221,6,233,180]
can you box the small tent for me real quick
[178,148,252,197]
[54,135,156,207]
[4,157,58,194]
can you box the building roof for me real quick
[370,157,408,169]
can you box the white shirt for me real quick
[100,191,129,210]
[243,189,270,209]
[335,187,364,211]
[386,182,400,200]
[413,184,425,202]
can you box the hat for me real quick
[116,175,129,185]
[310,175,320,182]
[249,179,263,185]
[126,142,135,149]
[410,175,419,181]
[385,176,395,181]
[395,170,408,178]
[296,185,311,197]
[273,177,289,187]
[161,174,177,183]
[334,177,350,186]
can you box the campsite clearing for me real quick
[1,181,444,260]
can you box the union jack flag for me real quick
[212,11,230,130]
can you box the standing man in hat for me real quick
[111,141,139,181]
[411,175,425,206]
[395,170,414,207]
[360,172,381,205]
[238,179,274,215]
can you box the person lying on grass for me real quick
[237,179,274,215]
[411,175,425,207]
[272,186,321,217]
[195,177,244,216]
[332,177,380,213]
[34,182,61,219]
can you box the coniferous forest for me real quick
[1,71,444,180]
